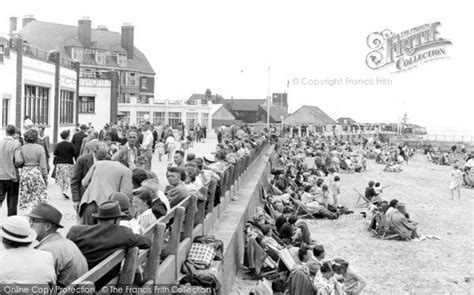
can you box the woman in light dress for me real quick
[449,164,463,199]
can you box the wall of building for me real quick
[23,55,77,139]
[79,78,111,130]
[0,50,16,133]
[0,50,77,141]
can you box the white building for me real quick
[0,36,79,142]
[119,98,213,131]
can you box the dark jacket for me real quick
[67,223,151,287]
[71,131,87,159]
[71,153,94,203]
[54,141,76,165]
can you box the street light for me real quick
[267,66,270,131]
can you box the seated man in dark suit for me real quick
[164,167,189,207]
[67,201,151,288]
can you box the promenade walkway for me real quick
[0,135,218,234]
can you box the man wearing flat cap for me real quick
[29,203,88,287]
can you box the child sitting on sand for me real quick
[332,258,367,295]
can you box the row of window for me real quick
[72,48,127,67]
[120,112,209,129]
[79,69,150,91]
[119,93,151,104]
[21,85,96,127]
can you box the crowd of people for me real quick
[241,134,371,294]
[424,144,474,190]
[0,119,268,288]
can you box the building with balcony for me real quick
[0,36,79,142]
[12,16,155,132]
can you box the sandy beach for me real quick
[232,154,474,294]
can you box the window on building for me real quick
[121,72,137,86]
[141,77,148,89]
[96,51,106,65]
[2,98,9,127]
[168,112,182,129]
[137,95,149,104]
[24,85,49,125]
[186,112,198,129]
[201,113,209,129]
[136,111,149,125]
[72,48,83,62]
[60,90,75,125]
[80,68,94,78]
[0,44,4,54]
[119,93,130,103]
[117,53,127,67]
[121,111,130,125]
[78,96,95,113]
[95,70,109,79]
[153,112,165,125]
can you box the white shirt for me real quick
[465,159,474,168]
[141,130,154,150]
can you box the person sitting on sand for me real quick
[364,181,377,201]
[332,258,367,295]
[389,203,423,241]
[384,161,403,172]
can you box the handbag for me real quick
[14,148,25,168]
[187,242,216,268]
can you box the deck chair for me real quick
[353,188,374,208]
[289,195,318,221]
[266,244,298,272]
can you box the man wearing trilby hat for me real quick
[28,203,88,287]
[0,215,56,285]
[67,201,151,288]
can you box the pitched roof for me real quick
[336,117,357,124]
[223,99,266,112]
[284,105,335,125]
[212,104,236,120]
[258,104,288,122]
[18,20,154,74]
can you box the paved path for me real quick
[0,135,218,236]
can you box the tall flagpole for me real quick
[267,66,270,131]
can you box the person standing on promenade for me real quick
[0,125,22,216]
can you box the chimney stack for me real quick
[121,23,134,58]
[22,15,36,27]
[78,17,92,48]
[10,17,18,35]
[205,89,212,98]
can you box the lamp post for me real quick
[267,66,270,131]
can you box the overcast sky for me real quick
[1,0,473,135]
